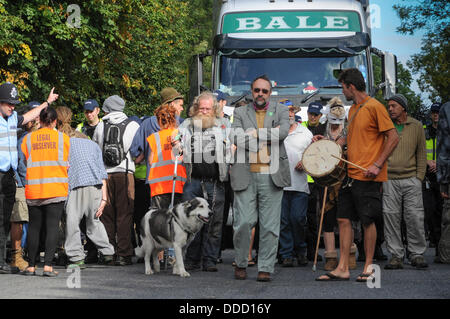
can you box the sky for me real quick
[369,0,431,104]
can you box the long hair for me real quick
[189,91,220,118]
[155,104,177,129]
[55,106,74,136]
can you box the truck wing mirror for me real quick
[371,48,397,99]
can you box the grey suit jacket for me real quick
[230,102,291,191]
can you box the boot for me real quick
[324,251,338,271]
[10,248,29,271]
[349,243,357,270]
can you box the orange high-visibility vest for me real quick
[21,128,70,200]
[147,128,186,197]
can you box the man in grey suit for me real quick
[230,75,291,282]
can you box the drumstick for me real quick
[313,186,328,272]
[330,154,368,172]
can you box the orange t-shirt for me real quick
[347,97,395,182]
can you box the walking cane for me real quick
[312,186,328,272]
[165,142,181,271]
[169,155,180,210]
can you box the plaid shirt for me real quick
[68,138,108,191]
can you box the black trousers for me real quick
[0,170,15,265]
[27,202,64,267]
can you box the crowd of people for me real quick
[0,67,449,283]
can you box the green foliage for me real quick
[0,0,212,123]
[394,0,450,103]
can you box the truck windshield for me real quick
[217,51,368,96]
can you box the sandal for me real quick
[42,270,59,277]
[248,259,256,267]
[356,271,374,282]
[21,267,36,276]
[316,272,350,281]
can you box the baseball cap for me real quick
[83,99,99,111]
[214,90,229,102]
[430,102,442,113]
[0,82,20,105]
[307,102,323,115]
[28,101,41,108]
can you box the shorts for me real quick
[336,179,382,226]
[11,187,29,222]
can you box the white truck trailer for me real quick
[189,0,397,120]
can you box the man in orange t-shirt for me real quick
[316,68,399,282]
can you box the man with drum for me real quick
[316,68,399,282]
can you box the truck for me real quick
[189,0,397,121]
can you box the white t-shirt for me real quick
[283,124,313,193]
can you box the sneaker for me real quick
[115,256,132,266]
[98,253,114,266]
[281,258,294,267]
[0,264,20,274]
[67,260,87,270]
[411,255,428,269]
[384,256,404,270]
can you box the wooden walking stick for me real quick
[312,186,328,272]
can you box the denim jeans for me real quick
[183,179,225,268]
[279,191,308,259]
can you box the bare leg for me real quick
[317,218,351,279]
[323,232,336,253]
[362,222,377,275]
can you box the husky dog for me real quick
[135,197,211,277]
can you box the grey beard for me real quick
[192,114,216,129]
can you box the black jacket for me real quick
[437,102,450,188]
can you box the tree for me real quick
[0,0,210,122]
[393,0,450,103]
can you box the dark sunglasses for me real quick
[253,88,270,94]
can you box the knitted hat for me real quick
[160,87,183,105]
[388,94,408,111]
[102,95,125,113]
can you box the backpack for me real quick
[102,118,131,167]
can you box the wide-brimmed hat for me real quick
[0,82,20,105]
[160,87,183,105]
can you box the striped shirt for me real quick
[68,138,108,191]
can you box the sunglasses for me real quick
[253,88,270,94]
